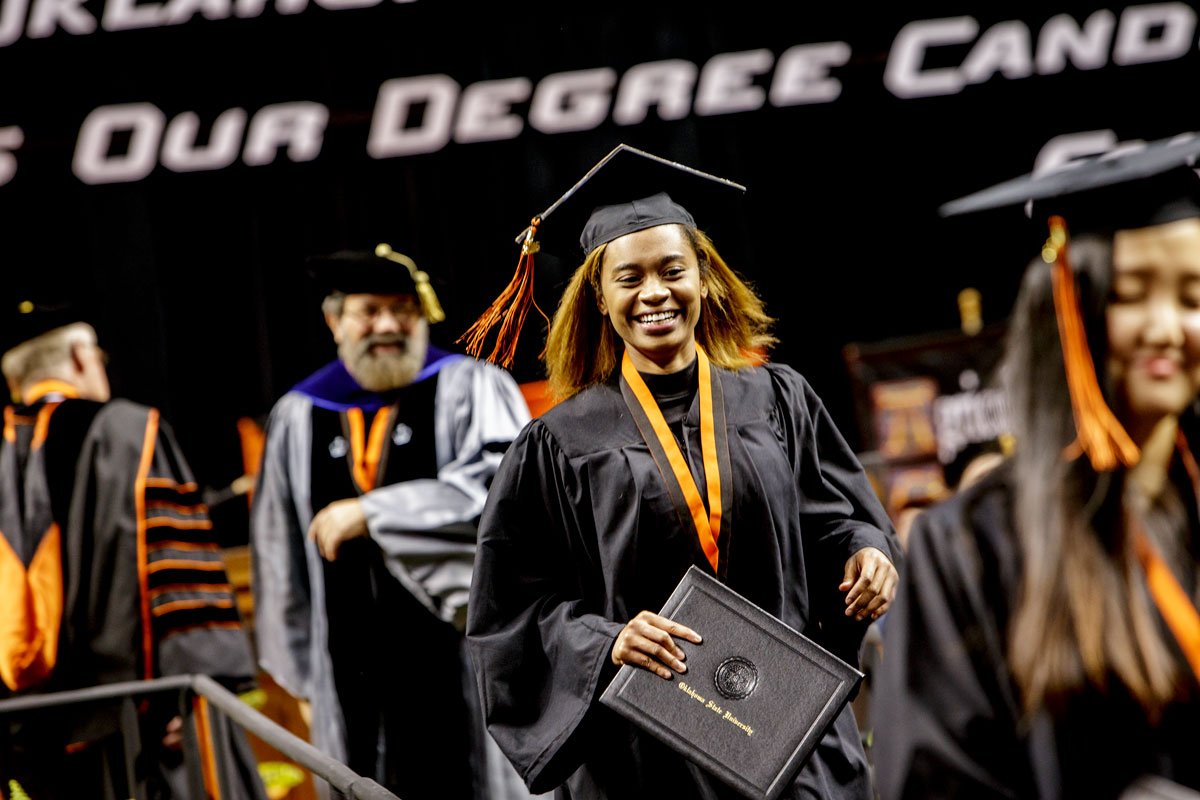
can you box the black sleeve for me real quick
[466,420,625,793]
[769,365,902,662]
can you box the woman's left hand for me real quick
[839,546,897,622]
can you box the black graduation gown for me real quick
[872,465,1200,800]
[467,362,899,799]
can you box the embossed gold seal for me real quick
[713,656,758,700]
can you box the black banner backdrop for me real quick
[2,0,1199,510]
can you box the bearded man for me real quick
[250,248,531,800]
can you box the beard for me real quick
[340,326,428,392]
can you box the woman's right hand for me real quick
[611,610,702,680]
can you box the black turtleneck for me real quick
[639,359,698,442]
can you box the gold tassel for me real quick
[1045,216,1140,471]
[458,218,549,368]
[375,244,445,323]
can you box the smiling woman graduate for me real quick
[872,135,1200,800]
[464,146,901,799]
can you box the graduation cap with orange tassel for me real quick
[942,132,1200,472]
[459,144,746,368]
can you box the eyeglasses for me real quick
[342,300,422,325]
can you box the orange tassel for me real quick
[459,217,549,368]
[1046,215,1140,471]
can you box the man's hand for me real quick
[308,498,368,561]
[611,611,702,680]
[162,715,183,750]
[839,546,898,622]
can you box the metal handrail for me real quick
[0,674,400,800]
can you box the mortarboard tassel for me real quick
[375,244,446,323]
[1044,215,1140,471]
[459,217,549,368]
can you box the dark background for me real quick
[2,1,1196,504]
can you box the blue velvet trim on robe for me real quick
[292,345,462,412]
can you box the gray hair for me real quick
[322,292,346,319]
[1,322,96,388]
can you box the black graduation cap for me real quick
[307,245,444,322]
[520,143,747,260]
[0,293,86,356]
[306,248,420,295]
[940,132,1200,233]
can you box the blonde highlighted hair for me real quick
[544,225,776,399]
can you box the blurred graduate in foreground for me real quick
[874,135,1200,799]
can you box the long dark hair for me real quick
[1005,235,1182,715]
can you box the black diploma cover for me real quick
[599,566,863,800]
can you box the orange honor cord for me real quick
[134,409,160,680]
[192,695,222,800]
[1134,531,1200,686]
[697,351,723,542]
[346,408,367,490]
[620,346,722,573]
[1131,433,1200,687]
[1046,216,1140,471]
[458,217,550,368]
[363,407,393,489]
[346,407,393,492]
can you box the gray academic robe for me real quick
[251,355,532,799]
